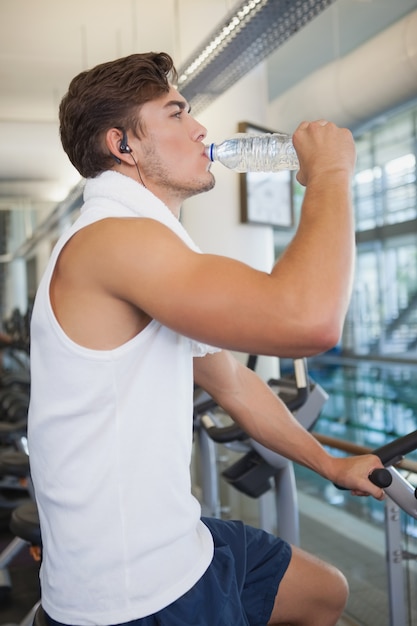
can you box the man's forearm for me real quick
[270,173,355,347]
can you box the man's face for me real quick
[134,86,215,206]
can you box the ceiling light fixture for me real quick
[178,0,337,114]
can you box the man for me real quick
[28,52,384,626]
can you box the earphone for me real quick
[119,130,131,155]
[111,129,146,188]
[110,129,131,164]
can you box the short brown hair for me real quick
[59,52,177,178]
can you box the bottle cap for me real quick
[205,144,214,162]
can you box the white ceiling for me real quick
[1,0,417,213]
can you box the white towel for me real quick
[82,170,201,252]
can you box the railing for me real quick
[314,433,417,474]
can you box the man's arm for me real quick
[54,120,356,357]
[193,350,385,500]
[129,121,356,356]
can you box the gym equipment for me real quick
[367,430,417,626]
[0,449,32,603]
[0,501,41,626]
[369,429,417,515]
[29,604,44,626]
[0,317,32,605]
[193,357,329,544]
[334,429,417,625]
[194,359,417,624]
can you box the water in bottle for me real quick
[205,132,299,172]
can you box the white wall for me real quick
[266,9,417,132]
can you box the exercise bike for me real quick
[367,431,417,626]
[193,357,328,545]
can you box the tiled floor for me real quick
[298,491,417,626]
[298,493,389,626]
[338,617,361,626]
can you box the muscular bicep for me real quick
[91,218,334,356]
[99,220,280,353]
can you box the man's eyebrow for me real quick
[164,99,192,113]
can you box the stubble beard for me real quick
[140,145,216,201]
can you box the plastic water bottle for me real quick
[205,132,299,172]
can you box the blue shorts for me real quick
[45,517,292,626]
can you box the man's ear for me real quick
[106,128,128,165]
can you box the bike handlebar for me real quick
[372,429,417,467]
[367,430,417,519]
[368,467,393,488]
[368,429,417,487]
[199,413,248,444]
[267,358,309,412]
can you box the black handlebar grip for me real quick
[373,429,417,466]
[285,386,308,412]
[369,468,392,488]
[334,467,393,491]
[200,414,248,443]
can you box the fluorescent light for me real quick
[177,0,337,114]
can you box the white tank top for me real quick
[28,171,216,625]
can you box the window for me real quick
[346,102,417,356]
[275,101,417,357]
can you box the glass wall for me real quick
[354,109,417,232]
[275,100,417,359]
[273,101,417,625]
[347,103,417,356]
[346,235,417,355]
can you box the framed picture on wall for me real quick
[239,121,294,228]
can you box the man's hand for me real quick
[293,120,356,187]
[327,453,386,500]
